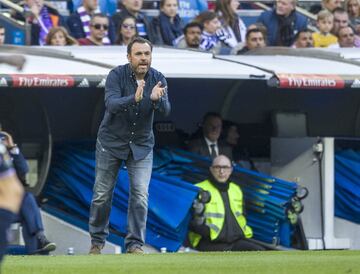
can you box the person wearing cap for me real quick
[0,130,56,255]
[188,155,265,251]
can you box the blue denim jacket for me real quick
[98,64,171,161]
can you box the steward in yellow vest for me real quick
[188,155,265,251]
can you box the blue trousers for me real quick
[14,192,44,254]
[89,141,153,251]
[0,208,14,263]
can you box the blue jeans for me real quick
[89,140,153,251]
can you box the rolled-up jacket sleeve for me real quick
[104,69,136,114]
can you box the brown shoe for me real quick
[89,244,103,255]
[127,246,144,254]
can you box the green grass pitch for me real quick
[2,250,360,274]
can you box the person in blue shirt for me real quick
[88,37,171,255]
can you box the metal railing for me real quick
[0,0,23,13]
[0,0,32,45]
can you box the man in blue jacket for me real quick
[89,37,171,255]
[257,0,308,46]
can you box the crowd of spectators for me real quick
[2,0,360,51]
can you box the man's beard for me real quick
[190,40,200,47]
[134,63,150,75]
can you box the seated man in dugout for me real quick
[187,155,265,251]
[187,112,233,161]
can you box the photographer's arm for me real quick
[0,55,26,71]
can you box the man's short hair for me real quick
[0,24,4,30]
[245,28,263,41]
[90,13,109,24]
[248,22,267,38]
[202,112,222,125]
[317,9,334,21]
[160,0,179,8]
[183,22,203,35]
[337,25,355,37]
[294,28,313,41]
[332,7,347,14]
[127,37,153,54]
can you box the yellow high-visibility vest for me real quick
[189,180,253,248]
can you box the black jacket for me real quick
[151,13,183,46]
[188,137,233,161]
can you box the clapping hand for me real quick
[150,81,166,101]
[135,80,145,102]
[216,29,227,41]
[216,29,231,46]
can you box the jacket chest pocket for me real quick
[123,85,135,97]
